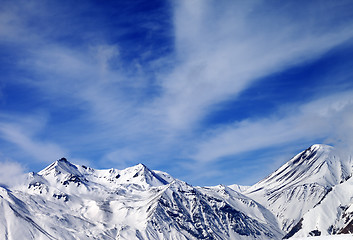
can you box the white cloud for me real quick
[154,0,353,130]
[5,0,353,141]
[100,148,141,169]
[0,0,353,185]
[0,160,27,187]
[192,91,353,162]
[0,115,68,163]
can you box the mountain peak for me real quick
[121,163,149,175]
[58,157,68,162]
[3,144,353,239]
[118,163,171,187]
[302,143,333,156]
[136,162,146,168]
[133,163,148,172]
[293,144,332,163]
[38,158,81,177]
[245,144,353,232]
[310,143,332,149]
[253,144,346,190]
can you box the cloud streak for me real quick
[155,0,353,130]
[0,115,67,163]
[192,91,353,162]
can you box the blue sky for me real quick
[1,0,353,186]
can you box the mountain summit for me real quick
[245,144,353,236]
[0,144,353,239]
[0,158,282,239]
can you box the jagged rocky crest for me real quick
[0,144,353,239]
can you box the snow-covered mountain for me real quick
[244,144,352,232]
[0,158,282,239]
[1,144,353,239]
[243,144,353,238]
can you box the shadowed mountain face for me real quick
[0,144,353,239]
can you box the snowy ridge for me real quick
[228,184,250,193]
[0,158,282,239]
[244,144,353,233]
[1,144,353,239]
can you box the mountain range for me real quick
[1,144,353,239]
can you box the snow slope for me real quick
[1,144,353,239]
[0,158,283,240]
[228,184,250,193]
[286,155,353,238]
[293,235,353,240]
[244,144,353,233]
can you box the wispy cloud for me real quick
[0,0,353,185]
[154,0,353,130]
[192,91,353,162]
[0,114,67,163]
[0,160,27,187]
